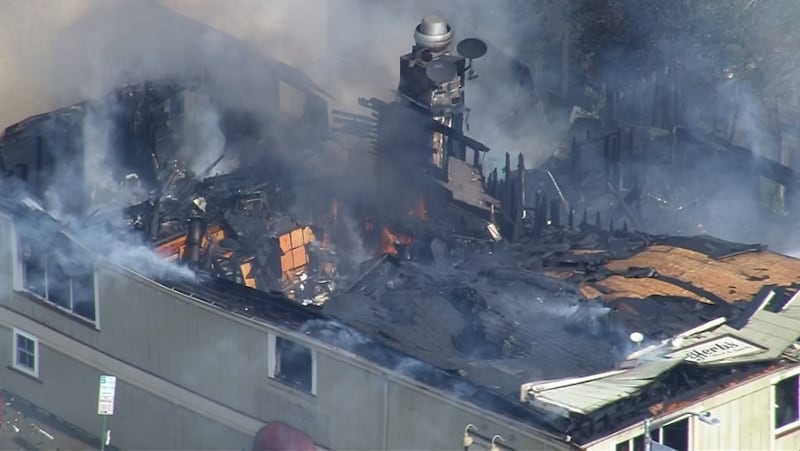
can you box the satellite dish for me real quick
[630,332,644,344]
[457,38,488,60]
[426,59,458,84]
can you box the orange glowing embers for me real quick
[156,225,225,262]
[278,226,316,276]
[381,227,412,256]
[417,196,427,220]
[407,195,427,220]
[239,257,258,289]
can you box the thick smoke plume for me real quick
[566,0,800,251]
[0,0,570,174]
[178,92,230,177]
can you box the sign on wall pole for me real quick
[97,375,117,451]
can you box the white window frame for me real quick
[774,374,800,435]
[267,333,317,395]
[14,229,99,327]
[615,417,692,451]
[12,328,39,378]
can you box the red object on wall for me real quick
[252,422,316,451]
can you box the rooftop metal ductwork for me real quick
[397,15,488,177]
[413,15,453,52]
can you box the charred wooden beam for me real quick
[184,214,206,268]
[571,136,581,181]
[550,198,561,227]
[513,153,526,241]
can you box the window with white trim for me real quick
[775,374,799,429]
[271,336,313,393]
[13,328,39,377]
[615,418,689,451]
[18,230,96,323]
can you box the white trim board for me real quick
[0,305,264,436]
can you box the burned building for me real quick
[2,12,800,451]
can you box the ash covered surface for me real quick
[325,245,626,396]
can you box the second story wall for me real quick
[585,364,800,451]
[0,214,570,450]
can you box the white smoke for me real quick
[179,92,230,177]
[104,239,196,281]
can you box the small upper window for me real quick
[616,418,687,451]
[776,375,800,429]
[13,328,39,378]
[273,336,313,393]
[18,230,96,323]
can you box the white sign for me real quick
[668,335,764,363]
[97,375,117,416]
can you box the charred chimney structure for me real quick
[397,15,470,171]
[337,16,497,232]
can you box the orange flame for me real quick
[381,227,412,256]
[364,218,374,233]
[407,196,428,220]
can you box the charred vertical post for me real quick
[603,135,611,184]
[571,136,581,181]
[532,190,545,238]
[611,130,622,190]
[512,153,526,241]
[503,152,512,221]
[185,215,206,268]
[149,198,162,241]
[550,198,561,227]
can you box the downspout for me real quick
[382,377,389,450]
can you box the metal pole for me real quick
[644,418,652,451]
[101,415,107,451]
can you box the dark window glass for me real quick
[19,231,96,323]
[22,245,47,298]
[776,375,800,428]
[662,418,689,451]
[632,435,645,451]
[15,334,36,370]
[72,272,96,321]
[275,337,313,392]
[47,263,71,309]
[653,428,662,442]
[615,440,630,451]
